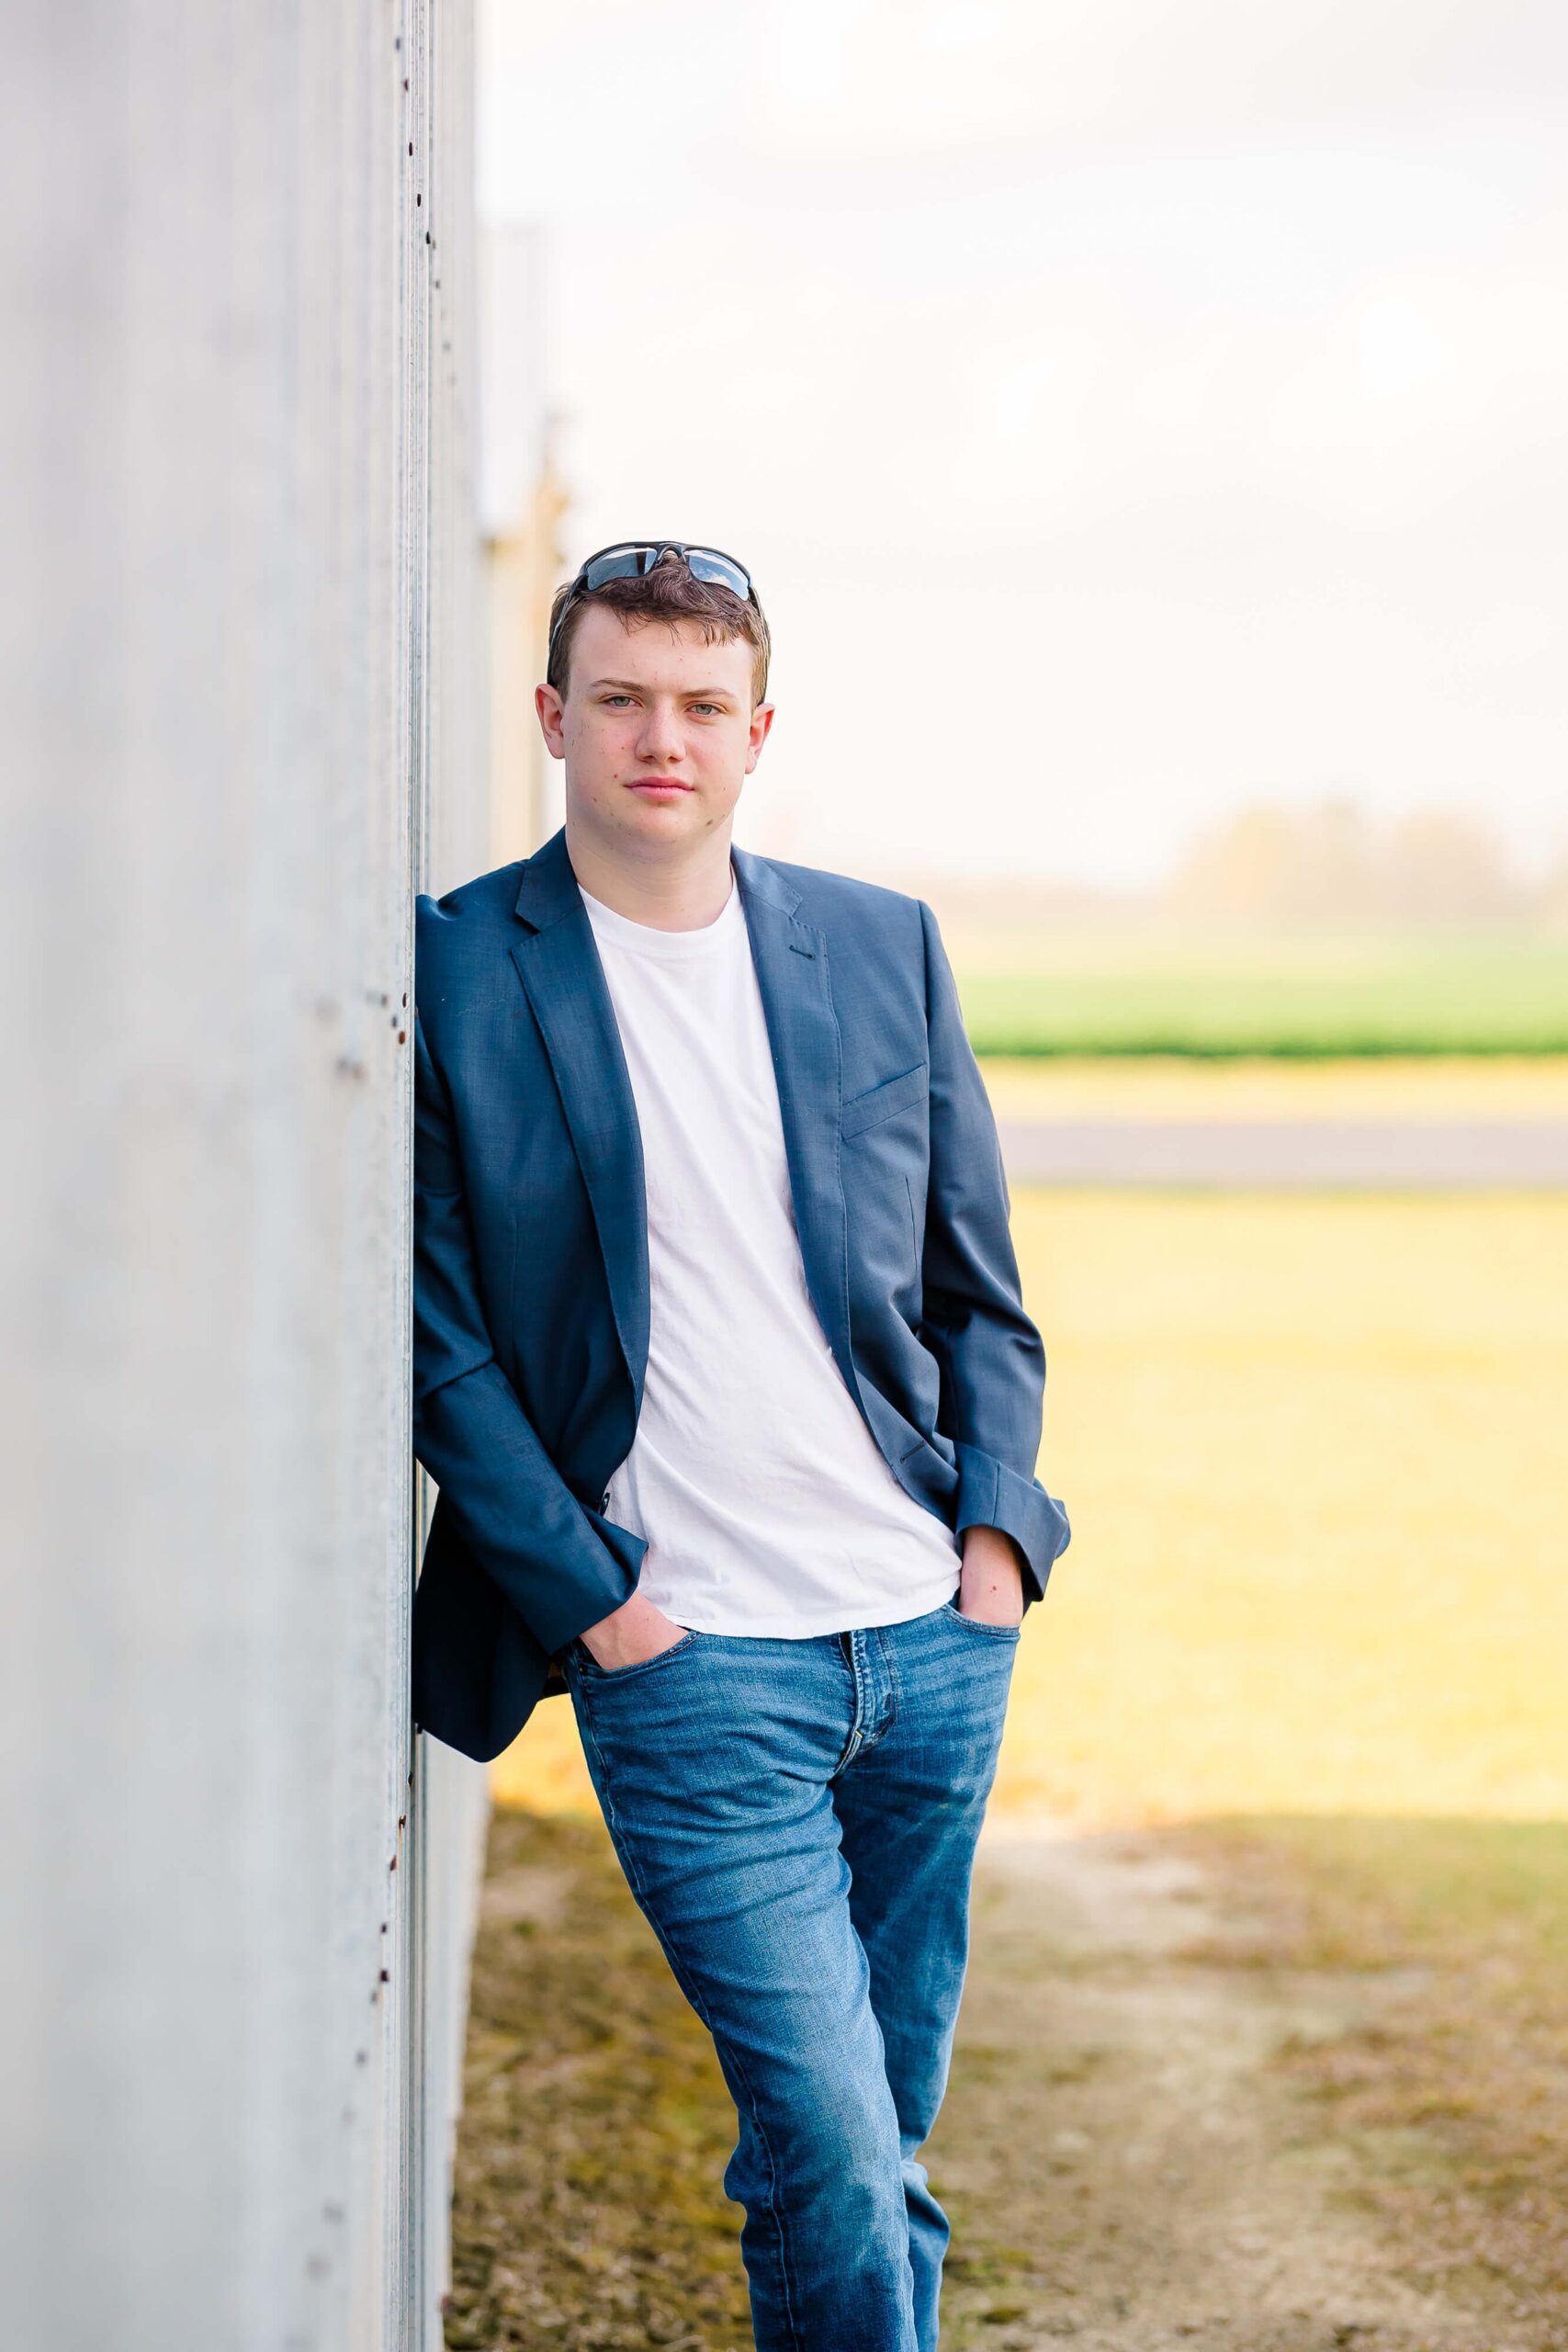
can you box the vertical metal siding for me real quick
[1,6,491,2348]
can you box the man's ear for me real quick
[536,680,566,761]
[745,699,776,773]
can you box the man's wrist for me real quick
[957,1524,1027,1623]
[579,1589,686,1669]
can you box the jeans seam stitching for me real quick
[877,1623,903,1745]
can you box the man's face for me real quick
[536,604,773,858]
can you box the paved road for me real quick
[998,1116,1568,1190]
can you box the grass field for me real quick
[945,930,1568,1057]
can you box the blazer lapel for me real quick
[731,847,864,1415]
[510,831,650,1408]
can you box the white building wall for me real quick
[1,7,492,2348]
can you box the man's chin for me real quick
[620,788,705,827]
[615,792,735,844]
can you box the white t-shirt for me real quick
[578,866,961,1637]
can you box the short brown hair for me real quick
[547,550,771,707]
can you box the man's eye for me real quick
[603,695,634,708]
[690,703,720,717]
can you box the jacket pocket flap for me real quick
[841,1061,929,1138]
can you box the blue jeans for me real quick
[563,1599,1020,2351]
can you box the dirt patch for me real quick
[446,1808,1562,2350]
[1174,1819,1568,2352]
[937,1823,1554,2350]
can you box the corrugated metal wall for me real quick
[1,7,492,2348]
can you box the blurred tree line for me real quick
[1168,798,1564,931]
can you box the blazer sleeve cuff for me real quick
[530,1506,649,1659]
[953,1442,1072,1607]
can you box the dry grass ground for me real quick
[445,1806,750,2350]
[459,1158,1568,2346]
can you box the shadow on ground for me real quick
[446,1807,1568,2352]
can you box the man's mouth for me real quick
[627,778,693,793]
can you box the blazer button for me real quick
[600,1489,611,1512]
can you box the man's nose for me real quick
[636,703,683,763]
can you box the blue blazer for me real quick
[411,824,1070,1760]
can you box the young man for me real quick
[411,541,1070,2350]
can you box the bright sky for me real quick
[479,0,1568,891]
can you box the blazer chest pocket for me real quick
[841,1060,929,1139]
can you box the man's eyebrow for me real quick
[585,675,739,699]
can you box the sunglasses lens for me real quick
[581,547,656,592]
[683,549,752,600]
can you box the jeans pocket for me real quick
[573,1628,702,1685]
[941,1600,1021,1643]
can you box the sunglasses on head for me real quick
[547,540,761,663]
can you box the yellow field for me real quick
[491,1183,1568,1829]
[995,1190,1568,1822]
